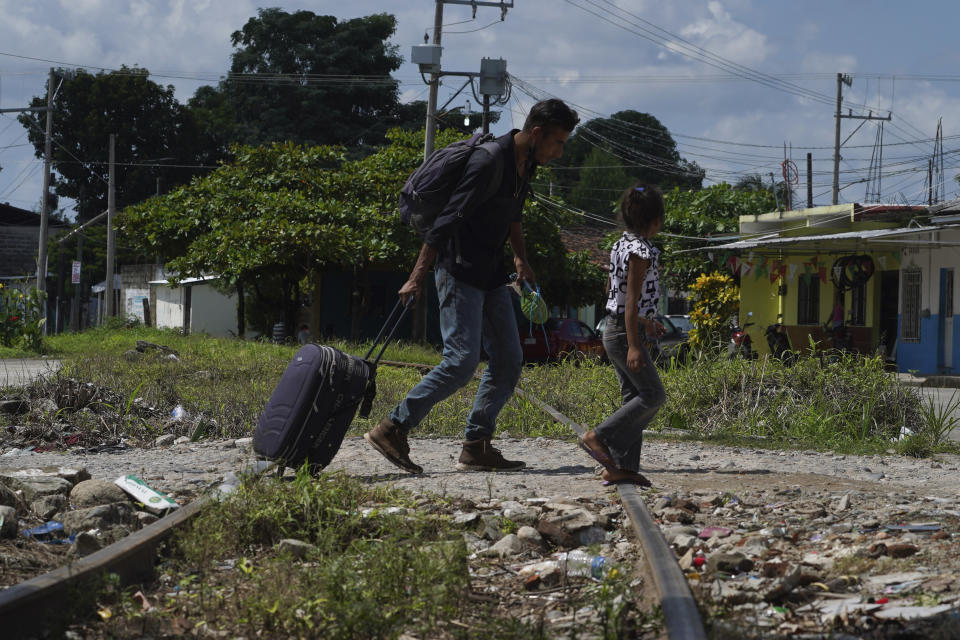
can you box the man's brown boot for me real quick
[456,438,525,471]
[364,418,423,474]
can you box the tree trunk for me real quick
[236,280,246,338]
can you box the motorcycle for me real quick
[728,312,756,359]
[765,318,795,364]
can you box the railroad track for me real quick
[0,360,706,639]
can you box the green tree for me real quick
[567,147,631,214]
[17,67,206,222]
[209,9,404,149]
[554,110,703,213]
[120,129,603,337]
[659,183,776,294]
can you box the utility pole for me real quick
[37,68,55,293]
[832,72,890,205]
[423,1,444,161]
[806,153,813,208]
[105,134,116,319]
[418,1,513,160]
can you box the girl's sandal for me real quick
[577,440,618,473]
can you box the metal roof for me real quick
[698,223,960,254]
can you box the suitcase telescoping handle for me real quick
[357,298,413,419]
[363,297,414,366]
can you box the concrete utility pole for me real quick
[420,1,513,160]
[423,2,444,160]
[832,72,890,205]
[37,68,55,293]
[105,134,116,319]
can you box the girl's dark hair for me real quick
[523,99,580,134]
[618,182,664,233]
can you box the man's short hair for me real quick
[523,99,579,134]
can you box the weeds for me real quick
[86,468,643,639]
[7,327,952,457]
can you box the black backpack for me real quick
[399,133,504,238]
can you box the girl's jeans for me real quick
[594,314,666,472]
[390,266,522,441]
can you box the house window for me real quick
[850,282,866,326]
[901,268,922,343]
[797,276,820,325]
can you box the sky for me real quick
[2,0,960,219]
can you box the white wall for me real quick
[189,283,237,338]
[154,285,184,330]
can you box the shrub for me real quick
[688,272,738,353]
[0,284,46,352]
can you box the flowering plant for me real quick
[0,283,46,351]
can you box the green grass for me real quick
[84,469,644,639]
[4,326,953,456]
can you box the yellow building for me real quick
[708,203,931,359]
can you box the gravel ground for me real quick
[4,434,960,638]
[4,434,958,502]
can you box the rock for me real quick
[835,494,851,512]
[516,525,546,549]
[503,505,540,526]
[122,349,143,361]
[0,474,72,501]
[277,539,316,559]
[453,511,480,526]
[0,505,17,538]
[173,436,191,445]
[482,533,525,558]
[661,507,695,524]
[706,552,754,574]
[477,514,505,541]
[673,534,698,554]
[764,565,804,602]
[234,437,253,450]
[31,494,66,520]
[70,479,128,507]
[536,507,597,547]
[678,548,694,570]
[62,503,135,534]
[662,525,699,544]
[0,484,21,508]
[574,526,606,546]
[155,434,176,446]
[462,532,488,554]
[71,530,103,556]
[136,512,159,527]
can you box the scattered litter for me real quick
[698,525,732,539]
[114,474,179,513]
[22,520,74,544]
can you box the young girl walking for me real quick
[579,183,667,487]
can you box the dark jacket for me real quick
[423,129,533,290]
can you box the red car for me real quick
[519,318,605,362]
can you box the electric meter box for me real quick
[479,58,507,96]
[411,44,442,73]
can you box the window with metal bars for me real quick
[901,268,921,343]
[797,276,820,325]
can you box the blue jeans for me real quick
[594,314,666,472]
[390,266,522,441]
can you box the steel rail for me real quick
[0,358,705,639]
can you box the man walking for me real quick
[365,99,579,473]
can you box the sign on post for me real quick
[71,261,81,284]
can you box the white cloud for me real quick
[675,1,772,67]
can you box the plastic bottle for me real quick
[171,405,187,421]
[557,549,609,579]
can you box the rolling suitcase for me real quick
[253,300,410,473]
